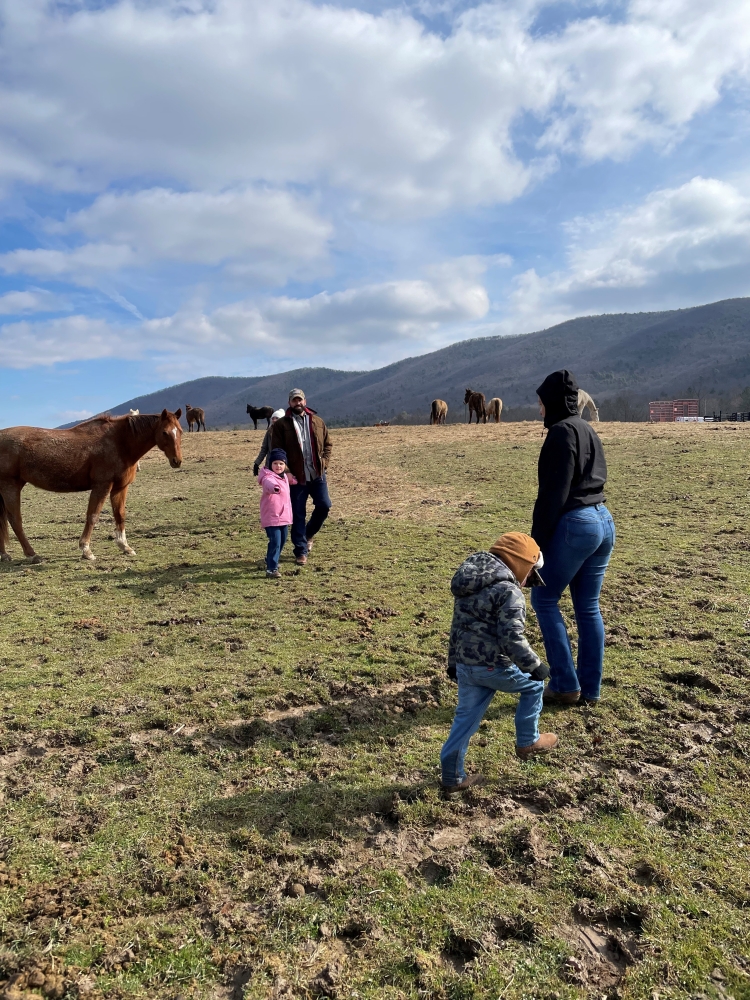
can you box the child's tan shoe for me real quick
[515,733,559,760]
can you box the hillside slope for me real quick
[77,297,750,425]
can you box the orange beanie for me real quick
[489,532,541,583]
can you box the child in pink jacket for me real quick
[258,449,297,578]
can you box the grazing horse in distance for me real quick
[185,404,206,432]
[430,399,448,425]
[246,404,274,430]
[487,397,503,423]
[577,389,600,422]
[0,409,183,563]
[464,388,486,424]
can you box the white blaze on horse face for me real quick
[170,427,178,439]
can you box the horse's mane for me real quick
[127,413,160,435]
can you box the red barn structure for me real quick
[649,399,700,422]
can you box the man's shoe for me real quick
[306,538,314,552]
[266,569,281,579]
[295,554,308,566]
[543,688,580,705]
[515,733,559,760]
[440,773,485,794]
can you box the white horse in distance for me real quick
[577,390,599,422]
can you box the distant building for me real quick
[649,399,700,422]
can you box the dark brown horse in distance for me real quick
[430,399,448,424]
[464,388,486,423]
[185,404,206,432]
[246,404,274,430]
[0,409,183,563]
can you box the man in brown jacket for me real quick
[271,388,332,565]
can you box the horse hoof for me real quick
[123,546,136,556]
[0,553,11,563]
[29,555,43,565]
[81,549,96,562]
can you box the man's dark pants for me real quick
[289,475,331,557]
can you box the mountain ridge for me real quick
[62,297,750,426]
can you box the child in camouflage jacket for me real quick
[440,532,558,791]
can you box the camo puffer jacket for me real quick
[448,552,541,674]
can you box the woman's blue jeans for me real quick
[265,525,288,572]
[440,663,544,786]
[531,504,615,700]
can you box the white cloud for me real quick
[59,187,331,279]
[144,255,491,362]
[0,0,747,215]
[500,176,750,331]
[56,408,94,423]
[0,244,135,284]
[536,1,750,161]
[0,315,133,367]
[0,288,66,313]
[0,256,492,367]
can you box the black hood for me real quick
[536,370,579,428]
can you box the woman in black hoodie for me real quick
[530,370,615,704]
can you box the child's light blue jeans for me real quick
[440,663,544,786]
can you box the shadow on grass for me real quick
[191,681,524,841]
[194,776,431,840]
[110,558,270,594]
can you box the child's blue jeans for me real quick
[265,525,288,572]
[440,663,544,786]
[531,504,615,701]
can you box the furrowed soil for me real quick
[1,422,750,1000]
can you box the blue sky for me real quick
[1,0,750,425]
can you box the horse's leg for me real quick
[0,489,9,562]
[1,482,41,562]
[79,483,112,562]
[110,485,136,556]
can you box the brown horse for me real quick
[185,404,206,432]
[487,397,503,423]
[0,409,183,563]
[430,399,448,425]
[464,388,486,424]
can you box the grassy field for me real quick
[1,421,749,1000]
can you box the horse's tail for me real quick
[430,400,437,424]
[0,492,8,553]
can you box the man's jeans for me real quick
[440,663,544,786]
[265,526,288,572]
[289,475,332,557]
[531,504,615,700]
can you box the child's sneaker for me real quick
[515,733,559,760]
[266,569,281,579]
